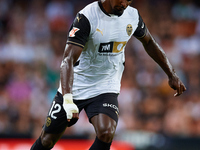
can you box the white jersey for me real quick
[58,1,146,100]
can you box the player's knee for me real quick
[96,126,115,143]
[41,136,55,149]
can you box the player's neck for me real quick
[100,0,112,14]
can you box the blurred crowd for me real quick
[0,0,200,139]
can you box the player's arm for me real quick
[138,29,186,96]
[133,13,186,96]
[60,44,82,95]
[60,44,82,121]
[60,13,90,121]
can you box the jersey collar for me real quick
[98,1,110,16]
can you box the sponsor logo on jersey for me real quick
[126,24,133,36]
[96,28,104,36]
[103,103,119,114]
[76,16,82,22]
[98,41,127,54]
[99,42,113,53]
[69,27,80,37]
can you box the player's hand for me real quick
[168,74,186,97]
[62,93,79,122]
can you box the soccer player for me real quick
[31,0,186,149]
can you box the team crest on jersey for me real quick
[69,27,80,37]
[126,24,133,36]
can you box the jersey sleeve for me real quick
[67,13,91,48]
[133,13,147,38]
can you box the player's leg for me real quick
[31,128,65,150]
[89,113,117,150]
[84,93,119,150]
[30,92,78,150]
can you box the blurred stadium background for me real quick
[0,0,200,149]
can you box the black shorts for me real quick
[44,92,119,134]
